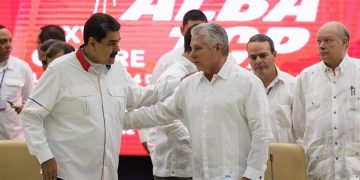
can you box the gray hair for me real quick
[191,23,229,57]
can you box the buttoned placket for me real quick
[201,78,211,180]
[326,67,342,180]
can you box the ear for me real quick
[88,37,96,47]
[343,36,349,48]
[273,50,277,58]
[180,26,185,36]
[215,43,222,52]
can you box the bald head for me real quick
[318,21,349,43]
[317,21,349,69]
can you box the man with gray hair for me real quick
[293,21,360,179]
[125,23,272,180]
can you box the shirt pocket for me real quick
[4,79,24,96]
[349,89,360,113]
[306,146,331,179]
[107,86,124,115]
[70,86,96,116]
[275,104,292,128]
[345,143,360,178]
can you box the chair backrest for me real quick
[264,143,307,180]
[0,140,42,180]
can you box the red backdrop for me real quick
[1,0,360,155]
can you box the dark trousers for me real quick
[154,176,192,180]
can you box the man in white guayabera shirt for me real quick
[247,34,296,143]
[292,21,360,179]
[20,13,180,180]
[125,23,272,180]
[0,25,34,140]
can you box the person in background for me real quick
[146,25,198,180]
[37,25,65,70]
[45,41,75,67]
[39,39,61,70]
[0,25,34,139]
[21,13,180,180]
[139,8,208,155]
[247,34,296,143]
[125,23,272,180]
[139,8,207,156]
[292,21,360,179]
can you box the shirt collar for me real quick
[266,66,282,90]
[0,57,15,72]
[216,57,235,80]
[76,44,112,72]
[321,54,350,75]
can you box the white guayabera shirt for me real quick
[147,56,197,177]
[21,50,179,180]
[265,67,296,143]
[293,54,360,179]
[126,59,273,180]
[0,56,34,140]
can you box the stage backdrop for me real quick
[1,0,360,156]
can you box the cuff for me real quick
[36,147,54,164]
[243,166,264,180]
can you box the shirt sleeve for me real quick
[243,77,273,180]
[292,75,306,145]
[124,84,185,130]
[20,67,60,164]
[125,70,180,110]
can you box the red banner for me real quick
[1,0,360,155]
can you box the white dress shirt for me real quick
[147,56,197,177]
[151,47,184,83]
[266,67,296,143]
[292,54,360,179]
[126,59,273,180]
[20,50,179,180]
[0,56,34,140]
[138,47,184,143]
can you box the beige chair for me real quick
[0,140,42,180]
[264,143,307,180]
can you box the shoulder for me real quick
[278,69,296,84]
[298,61,322,77]
[9,56,31,68]
[47,52,77,70]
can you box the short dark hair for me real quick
[184,24,198,53]
[247,34,276,54]
[0,25,5,30]
[46,41,75,59]
[40,39,60,52]
[182,10,208,28]
[38,25,66,43]
[83,13,120,45]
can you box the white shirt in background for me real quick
[265,67,296,143]
[0,56,34,140]
[147,56,197,178]
[292,54,360,179]
[126,59,273,180]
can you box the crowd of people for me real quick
[0,9,359,180]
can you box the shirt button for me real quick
[335,157,339,160]
[335,142,338,145]
[334,127,337,130]
[333,81,336,84]
[333,96,336,99]
[333,111,336,114]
